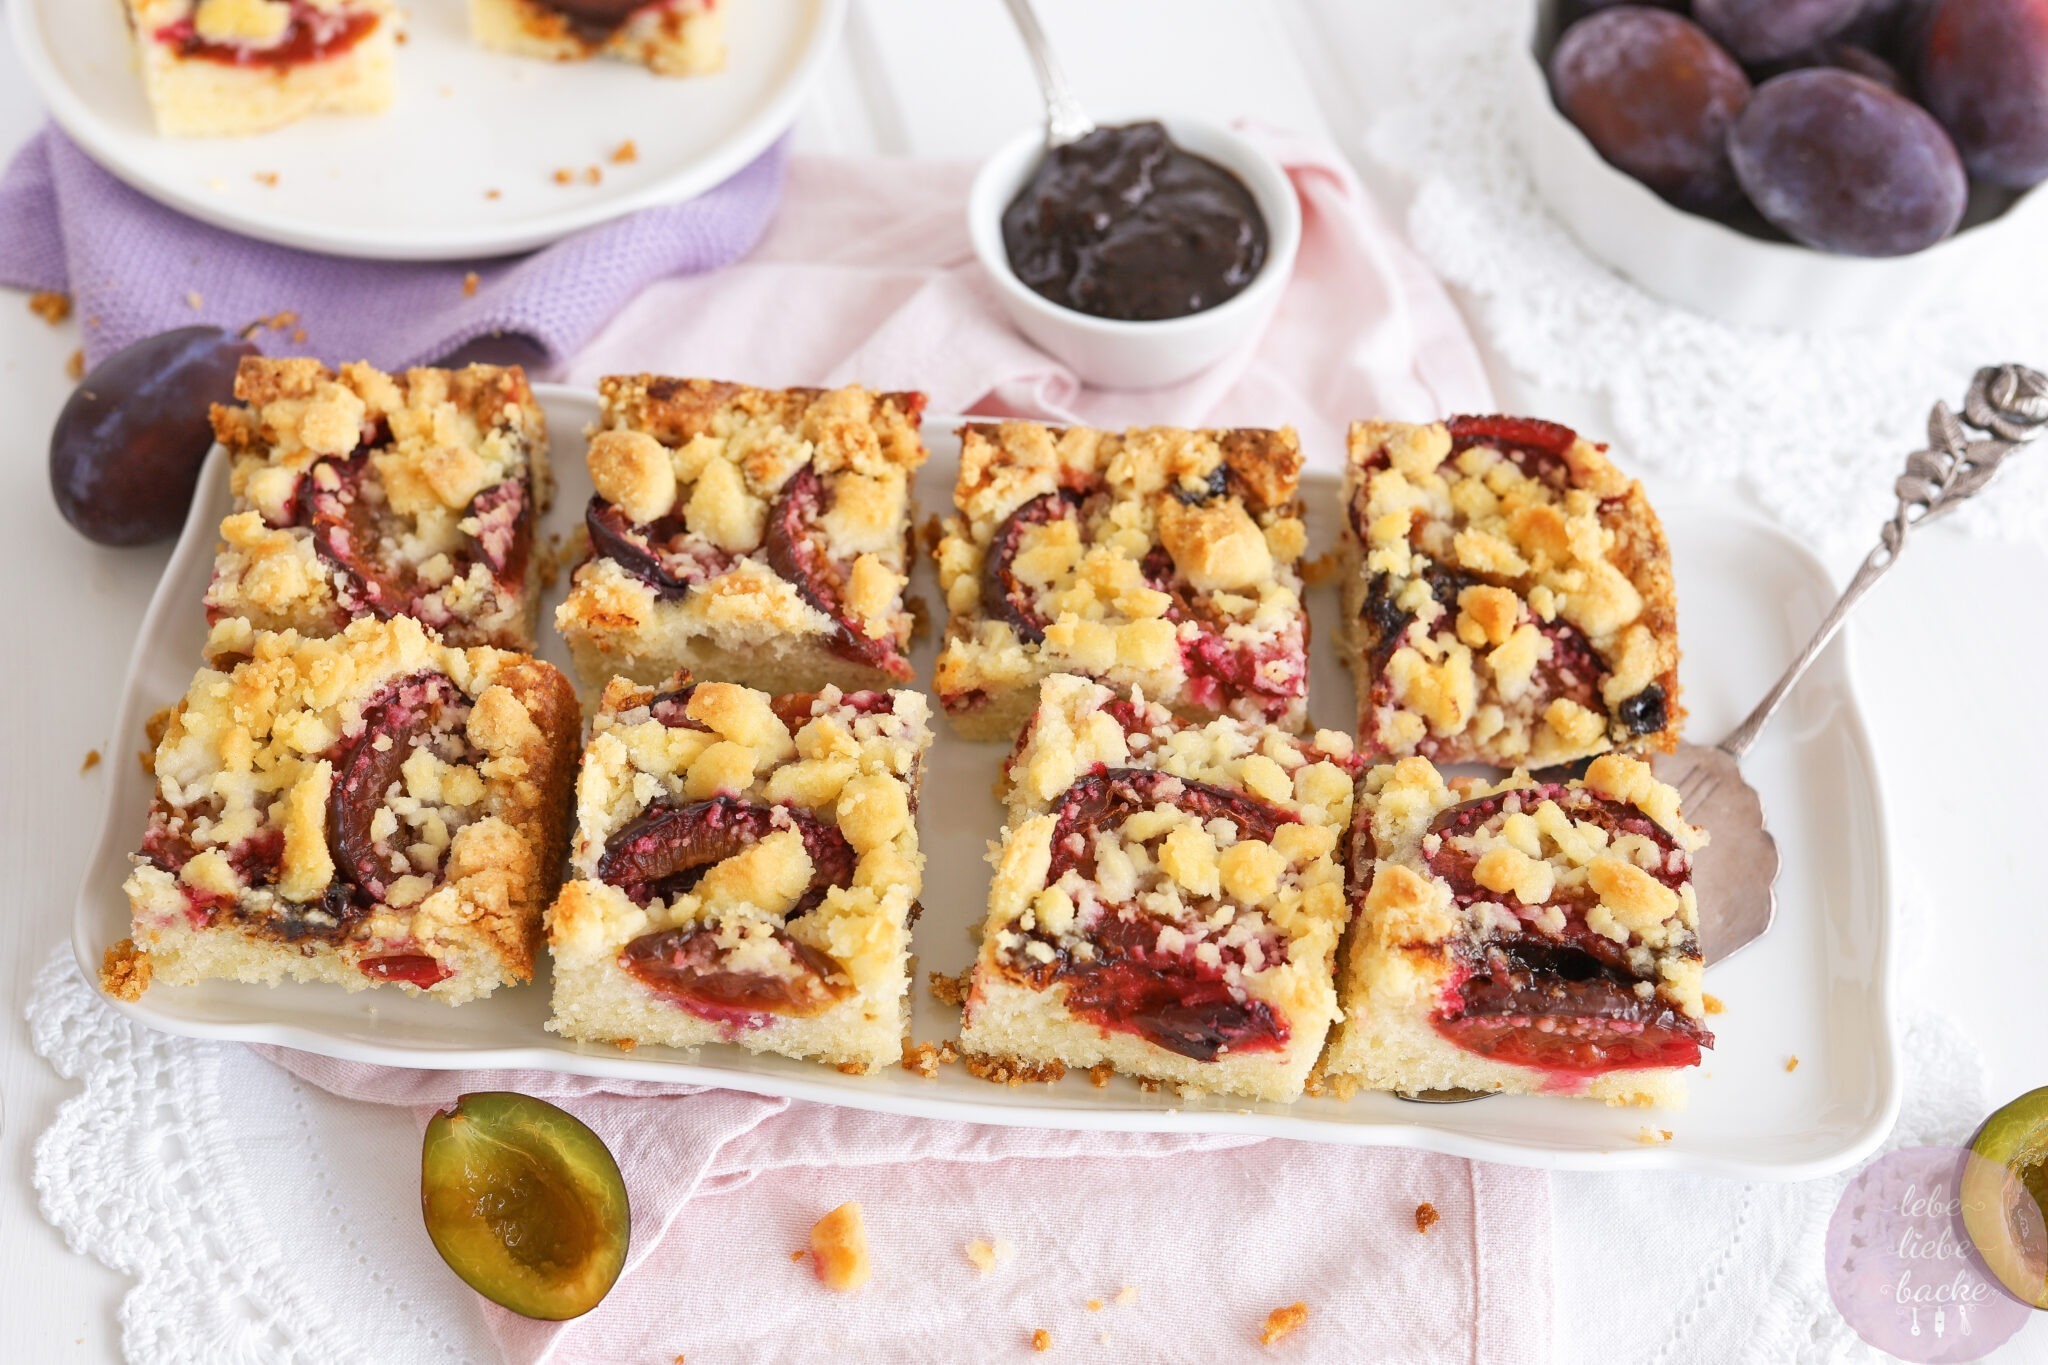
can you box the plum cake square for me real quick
[555,378,928,698]
[123,0,397,138]
[469,0,726,77]
[957,674,1358,1102]
[118,615,579,1004]
[1342,416,1683,767]
[934,422,1310,742]
[204,358,550,652]
[1322,753,1711,1108]
[546,673,932,1071]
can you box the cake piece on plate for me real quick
[469,0,726,77]
[122,0,397,138]
[117,615,579,1004]
[204,357,550,652]
[957,674,1357,1102]
[1321,753,1711,1107]
[934,421,1310,742]
[555,378,928,697]
[1341,416,1682,767]
[546,672,931,1071]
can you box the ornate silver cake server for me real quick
[1399,363,2047,1103]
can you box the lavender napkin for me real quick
[0,126,787,372]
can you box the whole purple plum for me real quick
[1730,69,1968,254]
[1695,0,1865,62]
[1550,7,1753,210]
[1918,0,2048,187]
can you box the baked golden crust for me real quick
[934,422,1310,741]
[123,0,397,138]
[555,378,929,698]
[545,671,932,1069]
[1341,417,1683,767]
[468,0,725,76]
[206,357,550,652]
[1322,753,1709,1108]
[958,675,1356,1102]
[120,616,578,1005]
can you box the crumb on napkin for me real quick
[809,1202,871,1292]
[1260,1302,1308,1347]
[1415,1202,1440,1234]
[29,291,71,325]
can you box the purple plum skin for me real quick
[1917,0,2048,187]
[1695,0,1867,63]
[1550,7,1754,210]
[1730,69,1969,254]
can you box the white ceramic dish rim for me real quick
[966,114,1303,343]
[73,386,1900,1180]
[8,0,846,261]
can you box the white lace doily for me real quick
[1369,0,2048,556]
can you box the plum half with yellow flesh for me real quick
[1963,1086,2048,1310]
[421,1092,630,1320]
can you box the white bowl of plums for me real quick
[968,116,1302,390]
[1516,0,2048,330]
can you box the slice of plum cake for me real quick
[958,674,1358,1102]
[546,673,931,1072]
[205,358,550,652]
[469,0,724,76]
[555,378,928,699]
[1322,753,1712,1108]
[117,615,579,1004]
[1342,415,1682,767]
[123,0,397,138]
[933,421,1310,741]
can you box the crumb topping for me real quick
[982,677,1354,1028]
[808,1202,871,1292]
[935,421,1309,725]
[1345,418,1680,765]
[550,673,930,1003]
[206,357,545,647]
[1414,1202,1440,1233]
[1259,1302,1308,1347]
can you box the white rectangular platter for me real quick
[74,385,1898,1178]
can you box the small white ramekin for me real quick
[968,115,1302,390]
[1514,0,2046,331]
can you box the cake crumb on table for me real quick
[254,171,279,187]
[81,749,102,774]
[1087,1063,1114,1089]
[1703,993,1725,1015]
[1414,1202,1440,1234]
[553,168,575,185]
[1260,1302,1309,1347]
[486,189,502,201]
[835,1061,869,1076]
[614,1038,636,1052]
[1635,1127,1674,1145]
[1785,1055,1800,1072]
[28,291,71,325]
[1085,1297,1103,1312]
[1030,1328,1051,1352]
[1115,1285,1138,1306]
[463,272,480,298]
[66,349,85,381]
[809,1203,871,1291]
[612,139,639,164]
[585,165,603,185]
[964,1237,1014,1273]
[185,291,203,311]
[928,970,969,1007]
[790,1249,806,1262]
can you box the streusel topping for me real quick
[551,675,930,998]
[564,378,927,673]
[935,422,1309,723]
[207,357,545,640]
[1347,418,1680,765]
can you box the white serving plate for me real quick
[10,0,842,260]
[75,386,1899,1178]
[1515,0,2047,331]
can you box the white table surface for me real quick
[2,2,2045,1359]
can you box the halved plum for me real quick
[1050,912,1288,1062]
[420,1092,629,1321]
[1963,1087,2048,1309]
[764,464,913,679]
[595,796,856,911]
[621,923,849,1027]
[979,488,1084,645]
[1044,767,1296,881]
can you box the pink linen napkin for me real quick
[256,127,1537,1364]
[567,125,1492,467]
